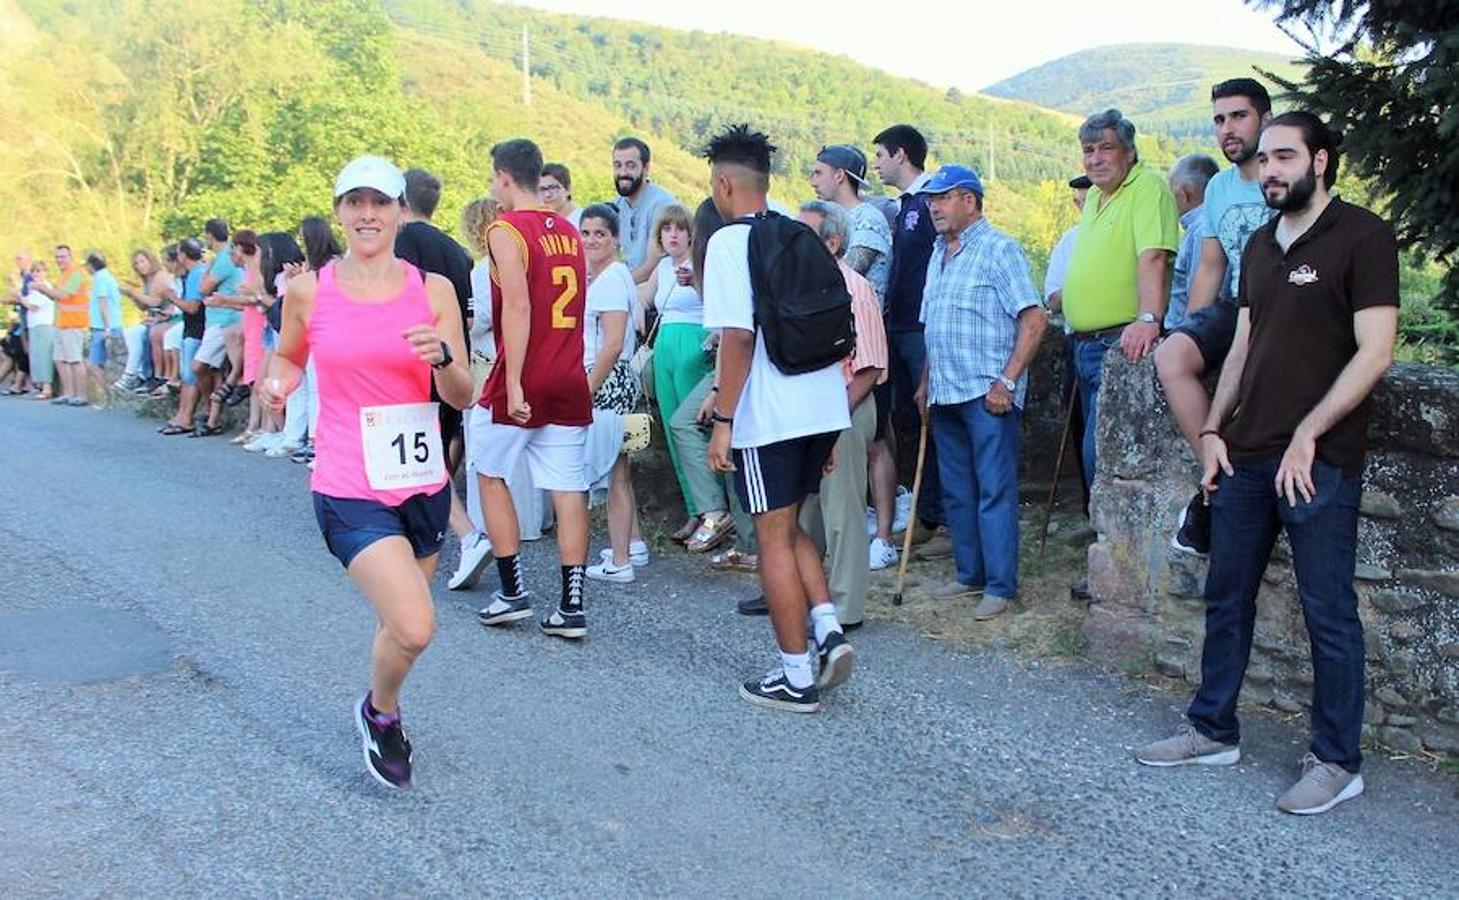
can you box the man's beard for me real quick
[615,173,644,197]
[1223,135,1257,165]
[1265,164,1318,212]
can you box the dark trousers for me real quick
[887,328,943,526]
[1187,457,1366,772]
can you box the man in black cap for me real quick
[809,144,900,570]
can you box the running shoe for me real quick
[599,542,650,567]
[739,668,820,713]
[868,536,899,571]
[539,604,586,640]
[353,694,413,790]
[815,630,855,691]
[586,560,634,583]
[448,532,494,591]
[478,590,533,626]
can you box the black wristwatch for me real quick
[430,341,453,370]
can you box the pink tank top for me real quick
[308,261,448,504]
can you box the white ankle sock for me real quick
[779,650,814,689]
[810,602,841,646]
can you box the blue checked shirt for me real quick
[919,218,1042,408]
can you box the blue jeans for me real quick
[931,399,1021,599]
[140,326,155,380]
[1071,335,1118,491]
[180,336,202,386]
[1187,457,1365,771]
[887,328,943,526]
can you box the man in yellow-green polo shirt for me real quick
[1063,108,1178,498]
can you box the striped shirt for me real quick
[919,218,1042,408]
[840,260,888,387]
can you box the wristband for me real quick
[710,410,733,425]
[1199,429,1221,439]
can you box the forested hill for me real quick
[984,43,1306,140]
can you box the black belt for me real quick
[1071,324,1127,342]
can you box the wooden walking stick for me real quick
[1036,379,1079,565]
[891,413,930,607]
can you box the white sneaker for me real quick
[586,561,635,583]
[264,441,301,458]
[599,542,649,568]
[892,486,912,533]
[448,532,494,591]
[244,432,282,453]
[869,536,899,571]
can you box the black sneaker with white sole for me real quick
[354,694,413,790]
[1171,490,1211,557]
[478,590,533,626]
[816,630,855,691]
[739,669,820,713]
[539,604,586,640]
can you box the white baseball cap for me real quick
[333,155,406,201]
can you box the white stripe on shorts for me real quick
[744,446,767,515]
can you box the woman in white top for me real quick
[579,204,646,583]
[636,204,733,553]
[16,261,56,399]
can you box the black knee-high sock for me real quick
[497,554,525,597]
[561,565,585,609]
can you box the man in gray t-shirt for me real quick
[609,136,679,284]
[808,144,892,305]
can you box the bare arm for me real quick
[487,226,532,421]
[1197,308,1251,495]
[1002,306,1048,383]
[843,245,881,278]
[708,328,754,472]
[259,273,315,412]
[1296,306,1397,441]
[631,246,664,284]
[1137,248,1171,321]
[847,366,882,411]
[1184,237,1227,315]
[586,310,627,396]
[415,273,473,410]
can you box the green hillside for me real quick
[985,43,1306,140]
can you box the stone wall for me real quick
[1082,349,1459,755]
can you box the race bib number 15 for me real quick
[360,402,445,491]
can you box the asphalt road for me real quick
[3,398,1458,897]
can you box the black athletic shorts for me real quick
[732,431,839,516]
[312,484,451,569]
[1173,303,1238,372]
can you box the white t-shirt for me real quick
[468,258,494,355]
[23,289,55,327]
[652,256,702,326]
[583,260,637,368]
[701,220,851,450]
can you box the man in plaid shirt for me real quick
[913,165,1047,620]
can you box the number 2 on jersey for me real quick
[550,265,578,329]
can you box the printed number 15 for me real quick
[391,431,430,465]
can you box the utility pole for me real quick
[522,25,532,107]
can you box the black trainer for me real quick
[539,604,586,640]
[739,669,820,713]
[736,594,769,616]
[816,630,855,691]
[1171,490,1211,557]
[478,590,533,627]
[353,694,413,790]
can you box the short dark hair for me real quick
[614,137,651,165]
[54,243,71,253]
[231,228,259,255]
[703,124,775,181]
[204,218,229,243]
[580,203,620,238]
[541,162,572,192]
[491,139,543,192]
[1211,78,1272,116]
[403,168,443,218]
[85,251,107,270]
[873,125,928,170]
[1268,111,1343,189]
[180,238,205,261]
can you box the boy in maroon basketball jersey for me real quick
[472,138,594,639]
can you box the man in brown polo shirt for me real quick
[1135,112,1399,816]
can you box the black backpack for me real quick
[747,212,856,375]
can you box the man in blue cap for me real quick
[913,165,1046,619]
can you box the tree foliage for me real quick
[1252,0,1459,309]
